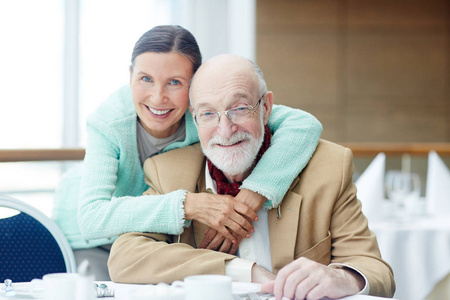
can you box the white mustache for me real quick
[208,132,253,148]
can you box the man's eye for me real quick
[142,76,151,82]
[234,107,249,113]
[169,79,181,85]
[200,112,215,118]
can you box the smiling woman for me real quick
[130,52,193,139]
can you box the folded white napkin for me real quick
[355,153,386,222]
[426,151,450,214]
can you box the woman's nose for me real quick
[150,84,167,104]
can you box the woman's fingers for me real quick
[184,192,257,241]
[235,188,266,213]
[233,198,259,221]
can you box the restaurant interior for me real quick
[0,1,449,299]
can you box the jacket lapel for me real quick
[268,177,302,274]
[192,161,210,247]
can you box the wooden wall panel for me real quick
[256,0,450,143]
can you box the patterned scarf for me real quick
[207,126,271,196]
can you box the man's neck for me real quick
[223,167,253,183]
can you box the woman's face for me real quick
[130,52,193,138]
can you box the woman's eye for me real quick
[142,76,151,82]
[169,79,181,85]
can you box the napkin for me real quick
[426,151,450,214]
[355,153,386,222]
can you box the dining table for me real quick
[370,211,450,300]
[0,280,398,300]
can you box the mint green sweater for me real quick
[53,85,322,249]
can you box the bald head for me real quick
[190,54,267,108]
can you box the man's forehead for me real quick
[193,91,253,108]
[191,75,258,107]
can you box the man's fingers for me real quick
[283,268,310,300]
[273,259,305,299]
[216,226,236,244]
[205,233,227,250]
[261,280,275,293]
[228,235,242,255]
[199,228,216,248]
[218,239,232,253]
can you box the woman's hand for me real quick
[198,189,267,253]
[184,192,258,243]
[235,188,266,212]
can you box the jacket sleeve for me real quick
[241,105,322,207]
[329,148,395,297]
[108,232,235,284]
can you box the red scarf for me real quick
[207,126,271,196]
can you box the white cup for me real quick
[184,275,232,300]
[30,273,96,300]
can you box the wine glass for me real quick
[384,170,421,220]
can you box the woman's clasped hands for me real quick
[184,189,266,254]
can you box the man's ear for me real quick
[262,91,274,125]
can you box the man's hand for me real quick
[198,189,266,253]
[199,229,242,254]
[261,257,365,300]
[252,264,276,284]
[184,192,257,243]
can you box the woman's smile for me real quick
[147,106,173,117]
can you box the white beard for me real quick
[202,127,265,176]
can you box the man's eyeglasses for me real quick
[193,95,264,128]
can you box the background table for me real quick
[370,213,450,300]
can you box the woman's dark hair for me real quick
[131,25,202,74]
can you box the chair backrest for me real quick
[0,195,76,282]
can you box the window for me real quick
[0,0,255,215]
[0,0,63,149]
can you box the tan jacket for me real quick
[108,140,395,297]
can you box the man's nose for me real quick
[216,113,238,139]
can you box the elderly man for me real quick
[108,54,395,299]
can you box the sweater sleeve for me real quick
[78,118,188,241]
[240,104,322,208]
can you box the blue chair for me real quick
[0,195,76,282]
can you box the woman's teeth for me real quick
[149,107,171,115]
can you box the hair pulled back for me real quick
[131,25,202,74]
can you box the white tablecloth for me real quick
[0,280,397,300]
[370,213,450,300]
[94,281,397,300]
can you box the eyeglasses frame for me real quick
[193,94,265,128]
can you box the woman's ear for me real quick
[262,91,274,125]
[129,66,133,85]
